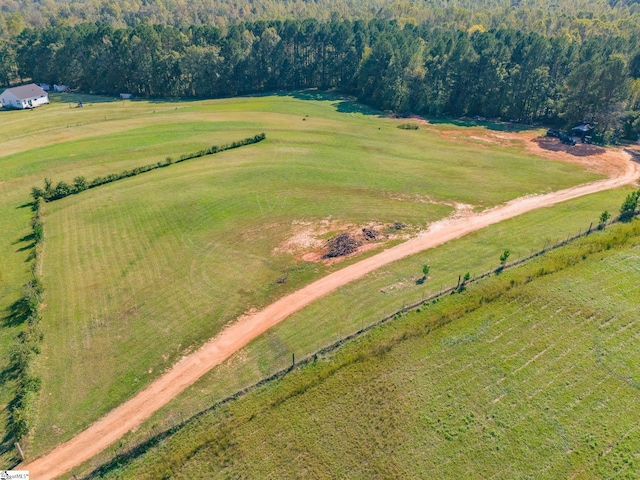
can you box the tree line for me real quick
[3,18,640,139]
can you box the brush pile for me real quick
[323,233,360,258]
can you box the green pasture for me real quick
[82,220,640,479]
[0,91,609,462]
[69,186,635,474]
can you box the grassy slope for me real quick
[86,220,640,480]
[0,92,604,461]
[72,186,633,475]
[0,95,265,459]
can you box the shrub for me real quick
[619,189,640,220]
[599,210,611,229]
[397,122,419,130]
[73,176,88,192]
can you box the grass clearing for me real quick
[80,220,640,479]
[68,186,635,475]
[0,91,610,463]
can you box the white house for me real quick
[0,84,50,110]
[120,93,133,99]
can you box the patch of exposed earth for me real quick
[427,124,631,179]
[275,197,475,264]
[274,218,413,264]
[383,192,474,213]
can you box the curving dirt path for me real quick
[23,150,639,479]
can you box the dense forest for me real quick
[1,0,640,138]
[2,0,640,35]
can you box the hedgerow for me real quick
[7,198,45,442]
[31,133,266,202]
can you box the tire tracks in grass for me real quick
[22,152,640,479]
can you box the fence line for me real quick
[92,214,631,476]
[209,215,630,404]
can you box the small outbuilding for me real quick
[0,83,50,110]
[120,93,133,99]
[53,84,69,93]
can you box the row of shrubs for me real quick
[8,198,46,441]
[31,133,267,202]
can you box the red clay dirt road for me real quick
[23,150,639,479]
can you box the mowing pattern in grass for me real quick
[72,187,630,458]
[0,93,602,460]
[87,221,640,479]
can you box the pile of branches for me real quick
[323,233,360,259]
[362,227,379,241]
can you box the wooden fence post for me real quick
[15,442,25,461]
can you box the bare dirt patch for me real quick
[384,192,475,216]
[526,134,630,178]
[277,219,398,264]
[436,127,632,179]
[624,146,640,163]
[273,218,343,256]
[531,136,606,157]
[398,115,431,127]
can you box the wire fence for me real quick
[185,216,626,414]
[98,213,634,476]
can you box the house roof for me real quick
[3,83,47,100]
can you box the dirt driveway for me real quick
[22,145,639,480]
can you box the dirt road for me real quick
[23,150,639,479]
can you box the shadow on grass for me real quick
[14,233,34,245]
[532,136,607,157]
[0,390,25,470]
[49,93,119,105]
[3,298,29,328]
[13,233,35,258]
[427,116,537,133]
[16,243,35,254]
[143,96,208,105]
[0,427,21,470]
[274,90,382,116]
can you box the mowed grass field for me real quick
[70,186,634,475]
[0,91,608,461]
[82,221,640,479]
